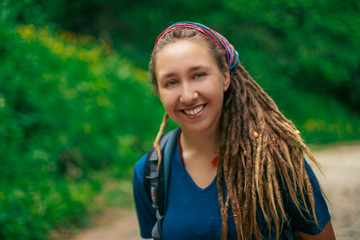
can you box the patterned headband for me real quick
[153,21,239,70]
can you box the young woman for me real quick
[133,21,335,240]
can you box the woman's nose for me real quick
[180,83,198,105]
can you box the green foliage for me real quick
[0,24,164,239]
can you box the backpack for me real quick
[144,128,179,240]
[143,127,299,240]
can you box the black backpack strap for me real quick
[144,128,179,240]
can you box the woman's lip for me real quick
[181,104,206,111]
[181,104,206,117]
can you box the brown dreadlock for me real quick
[149,28,321,240]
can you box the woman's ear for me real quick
[223,70,230,92]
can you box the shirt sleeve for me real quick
[133,153,157,238]
[285,159,331,235]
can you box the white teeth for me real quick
[184,105,204,116]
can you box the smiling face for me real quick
[155,40,230,134]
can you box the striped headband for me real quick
[153,21,239,70]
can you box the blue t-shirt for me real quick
[133,144,331,239]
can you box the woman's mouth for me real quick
[183,105,205,116]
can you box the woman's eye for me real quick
[194,72,205,79]
[166,80,177,87]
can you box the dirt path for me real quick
[311,143,360,240]
[69,208,141,240]
[70,143,360,240]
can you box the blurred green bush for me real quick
[0,24,165,239]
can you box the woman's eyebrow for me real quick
[189,65,207,72]
[159,72,176,80]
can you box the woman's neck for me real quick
[180,127,221,157]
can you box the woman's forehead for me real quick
[155,40,216,75]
